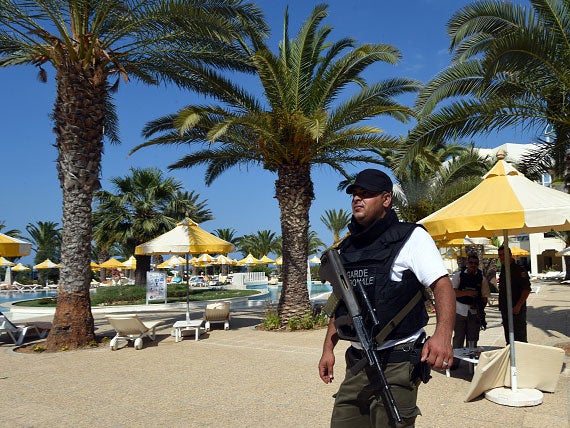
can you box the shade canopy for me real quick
[11,262,30,272]
[214,255,234,265]
[157,256,186,269]
[436,237,490,248]
[420,160,570,239]
[239,253,260,265]
[509,246,530,258]
[309,255,322,264]
[0,256,15,267]
[0,233,32,257]
[121,255,137,270]
[135,218,234,256]
[34,259,60,269]
[275,256,283,266]
[90,261,101,269]
[419,158,570,395]
[259,255,275,264]
[99,257,124,269]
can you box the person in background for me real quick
[318,168,455,427]
[450,253,490,370]
[498,245,531,344]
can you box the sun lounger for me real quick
[106,314,165,350]
[13,282,40,291]
[0,311,51,345]
[204,302,231,331]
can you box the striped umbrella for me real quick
[419,156,570,399]
[0,233,32,257]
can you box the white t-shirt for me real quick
[451,269,490,317]
[352,226,449,350]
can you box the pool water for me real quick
[0,290,58,312]
[247,282,332,303]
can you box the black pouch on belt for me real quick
[410,333,431,384]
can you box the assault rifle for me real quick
[319,248,402,424]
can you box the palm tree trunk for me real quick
[135,255,152,286]
[46,64,105,350]
[275,164,313,323]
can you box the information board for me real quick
[146,271,167,304]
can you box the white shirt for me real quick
[352,227,449,350]
[451,269,490,317]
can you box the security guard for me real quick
[318,169,455,428]
[498,245,531,343]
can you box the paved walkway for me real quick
[0,280,568,427]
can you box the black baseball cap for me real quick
[346,169,393,194]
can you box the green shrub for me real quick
[262,307,281,330]
[300,313,314,330]
[313,311,329,327]
[288,316,300,331]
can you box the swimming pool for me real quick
[0,290,58,312]
[246,282,332,303]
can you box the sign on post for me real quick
[146,271,167,304]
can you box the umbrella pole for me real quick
[485,231,542,407]
[185,254,191,322]
[503,231,518,390]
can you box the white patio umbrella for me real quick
[419,154,570,406]
[11,263,30,272]
[309,255,322,264]
[1,256,15,285]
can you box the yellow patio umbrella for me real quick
[214,254,234,265]
[239,253,260,265]
[309,255,322,264]
[419,156,570,404]
[455,244,499,259]
[196,253,215,264]
[134,218,234,322]
[98,257,124,269]
[90,261,101,269]
[0,256,15,267]
[509,246,529,258]
[11,262,30,272]
[120,255,137,270]
[0,233,32,257]
[156,256,186,269]
[275,256,283,266]
[135,217,234,256]
[34,259,60,269]
[259,255,275,264]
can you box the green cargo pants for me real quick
[330,347,421,428]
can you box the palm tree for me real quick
[93,167,213,285]
[132,5,421,323]
[237,230,280,258]
[411,0,570,188]
[26,221,62,285]
[0,0,266,349]
[320,209,351,244]
[390,146,493,222]
[307,230,326,256]
[0,221,22,238]
[213,228,240,247]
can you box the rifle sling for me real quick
[374,290,423,345]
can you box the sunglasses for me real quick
[351,190,382,199]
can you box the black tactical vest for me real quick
[336,220,428,342]
[457,268,483,306]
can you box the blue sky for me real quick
[1,0,532,264]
